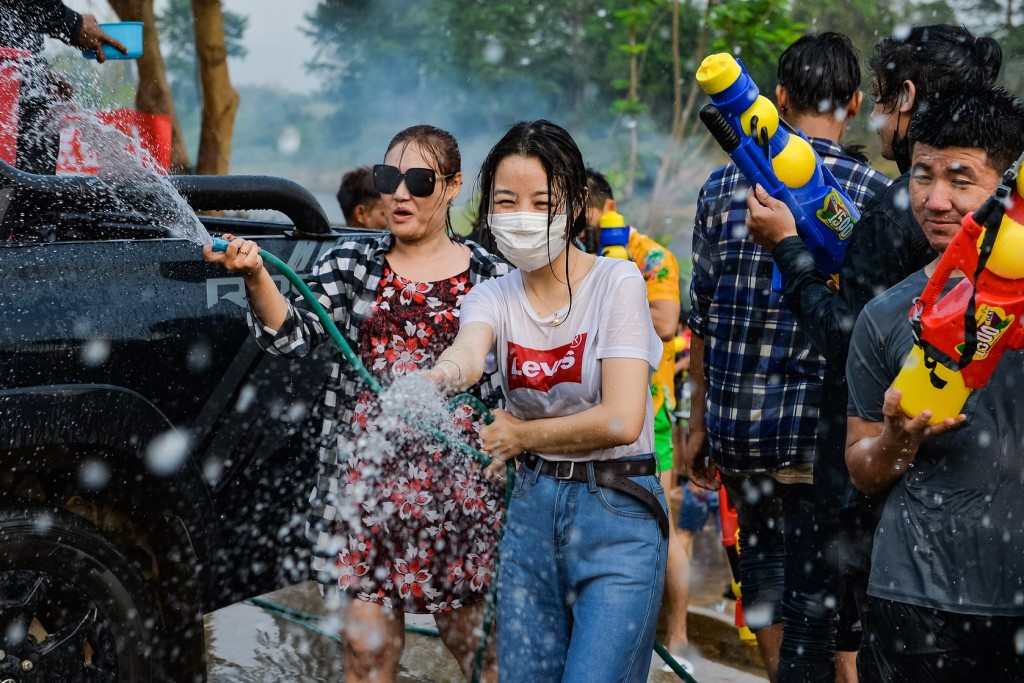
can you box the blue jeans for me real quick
[498,457,667,683]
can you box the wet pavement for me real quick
[205,521,767,682]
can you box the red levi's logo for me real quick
[507,333,587,392]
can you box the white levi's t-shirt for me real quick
[460,257,663,462]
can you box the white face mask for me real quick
[488,211,568,272]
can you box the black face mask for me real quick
[892,108,912,174]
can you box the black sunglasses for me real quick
[373,164,454,198]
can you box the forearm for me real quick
[36,0,82,43]
[245,268,290,332]
[773,237,852,366]
[434,341,487,392]
[846,430,917,495]
[514,403,643,455]
[650,300,681,341]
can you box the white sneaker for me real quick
[661,651,696,674]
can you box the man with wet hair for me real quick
[746,27,1004,677]
[843,87,1024,681]
[337,166,388,229]
[688,32,889,683]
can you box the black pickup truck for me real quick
[0,162,354,682]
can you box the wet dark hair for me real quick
[586,167,614,209]
[476,119,589,244]
[336,166,380,225]
[777,32,861,114]
[909,87,1024,173]
[476,119,589,324]
[870,25,1002,112]
[385,124,461,238]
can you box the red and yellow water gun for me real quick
[893,154,1024,422]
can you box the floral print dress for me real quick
[333,265,503,614]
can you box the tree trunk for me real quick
[109,0,191,171]
[646,0,717,228]
[677,0,714,140]
[1008,0,1015,30]
[191,0,239,175]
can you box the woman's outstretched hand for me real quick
[481,409,525,481]
[202,234,266,279]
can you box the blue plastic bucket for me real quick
[81,22,144,61]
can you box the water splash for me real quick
[49,102,212,245]
[9,54,211,245]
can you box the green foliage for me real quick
[228,0,1021,230]
[710,0,807,88]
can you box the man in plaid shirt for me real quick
[686,33,890,682]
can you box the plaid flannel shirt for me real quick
[247,232,510,573]
[689,138,891,472]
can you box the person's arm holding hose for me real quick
[203,235,287,327]
[427,322,495,392]
[203,235,336,357]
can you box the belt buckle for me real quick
[554,461,575,480]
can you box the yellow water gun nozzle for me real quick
[696,53,742,96]
[599,210,626,228]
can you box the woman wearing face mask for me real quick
[203,125,507,683]
[427,120,667,682]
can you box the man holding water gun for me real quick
[841,89,1024,681]
[687,33,889,682]
[744,26,1004,680]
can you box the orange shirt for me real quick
[627,229,681,413]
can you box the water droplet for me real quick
[277,126,301,156]
[744,602,774,629]
[236,384,257,413]
[79,459,111,490]
[81,338,110,366]
[203,457,224,485]
[145,429,192,476]
[187,340,211,373]
[894,187,910,211]
[482,37,505,65]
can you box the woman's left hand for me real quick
[481,409,525,480]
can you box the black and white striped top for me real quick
[246,232,509,571]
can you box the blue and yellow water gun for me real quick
[696,53,860,291]
[598,209,631,260]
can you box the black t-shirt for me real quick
[847,269,1024,616]
[773,173,936,508]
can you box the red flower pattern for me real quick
[333,266,503,614]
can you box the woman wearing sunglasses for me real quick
[428,120,667,683]
[203,125,508,682]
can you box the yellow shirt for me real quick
[627,229,681,414]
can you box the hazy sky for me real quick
[102,0,323,93]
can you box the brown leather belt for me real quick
[517,453,669,537]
